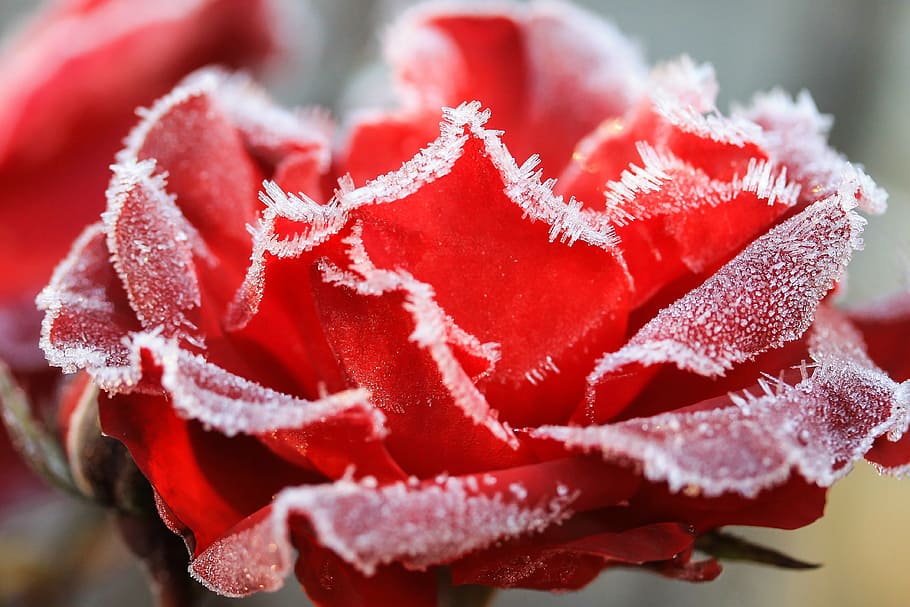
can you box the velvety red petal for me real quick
[341,104,630,428]
[311,235,528,477]
[294,538,437,607]
[628,474,827,533]
[451,518,693,591]
[537,307,907,498]
[99,391,320,556]
[581,193,864,423]
[189,455,638,596]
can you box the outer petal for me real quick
[189,456,639,596]
[450,518,695,591]
[99,392,320,557]
[581,190,864,423]
[342,0,645,181]
[536,307,909,499]
[850,291,910,473]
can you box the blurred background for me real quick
[1,0,909,605]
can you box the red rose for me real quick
[36,2,906,606]
[0,0,284,506]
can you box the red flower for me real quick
[36,1,905,605]
[0,0,284,506]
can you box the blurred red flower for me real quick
[0,0,284,504]
[32,1,910,605]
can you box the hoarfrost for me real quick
[537,307,910,497]
[191,471,578,592]
[587,190,863,395]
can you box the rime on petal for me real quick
[538,309,908,498]
[582,194,863,423]
[340,112,442,186]
[37,224,141,380]
[340,105,630,428]
[191,455,638,592]
[358,0,645,179]
[598,145,796,307]
[0,0,281,351]
[558,58,767,207]
[312,246,528,477]
[104,159,202,339]
[736,89,887,213]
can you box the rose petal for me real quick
[451,518,694,590]
[38,224,386,445]
[581,191,865,423]
[189,455,639,595]
[735,88,887,213]
[0,0,281,364]
[592,144,797,306]
[537,307,909,498]
[345,0,644,180]
[252,103,632,428]
[558,57,766,207]
[37,224,141,379]
[849,292,910,473]
[294,540,438,607]
[99,391,320,556]
[311,230,527,476]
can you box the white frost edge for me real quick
[317,224,517,448]
[586,180,865,392]
[190,472,578,595]
[36,224,384,438]
[602,142,801,226]
[734,88,888,214]
[535,309,910,498]
[229,100,623,330]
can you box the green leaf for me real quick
[0,362,76,495]
[695,530,820,570]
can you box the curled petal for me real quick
[190,456,639,594]
[538,308,909,497]
[583,190,864,422]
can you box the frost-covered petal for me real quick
[190,455,639,595]
[38,223,387,472]
[37,224,141,379]
[592,145,797,306]
[343,0,645,180]
[558,57,767,207]
[538,308,909,498]
[99,392,321,557]
[332,104,631,428]
[735,88,887,213]
[311,230,528,477]
[849,291,910,473]
[582,191,864,423]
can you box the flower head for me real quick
[34,1,907,605]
